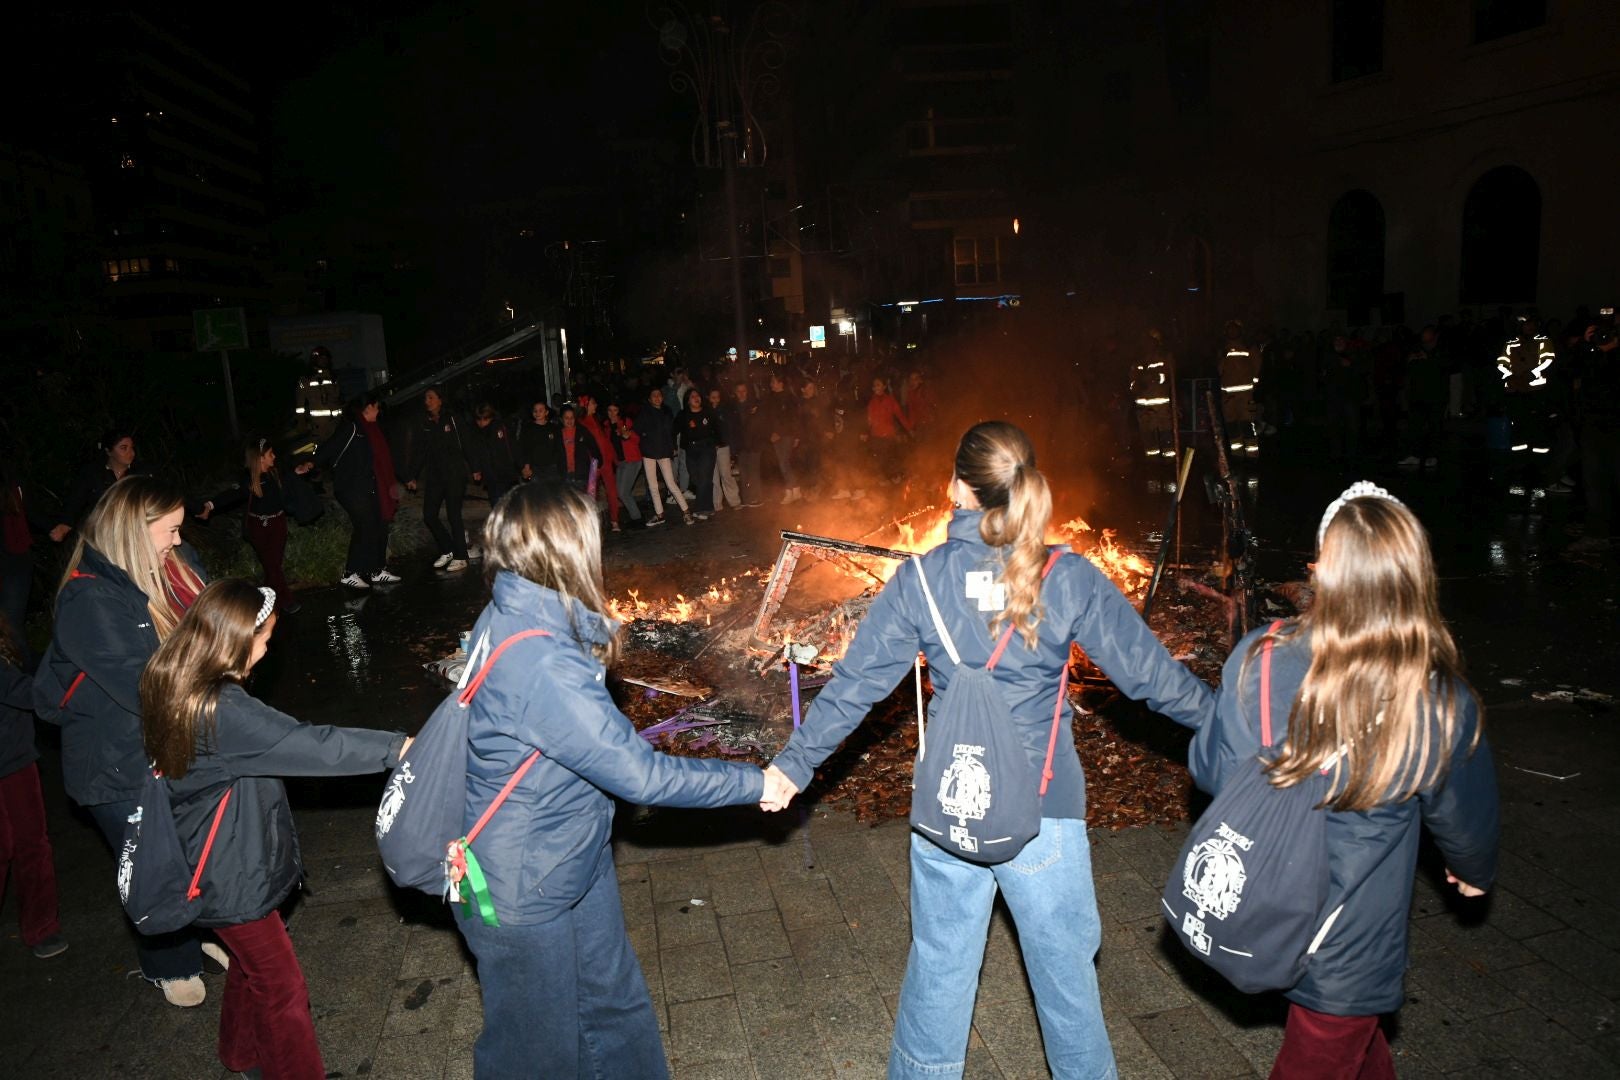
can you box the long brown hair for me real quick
[244,437,276,499]
[1263,496,1477,811]
[482,484,621,665]
[952,421,1053,648]
[140,579,263,779]
[59,476,204,639]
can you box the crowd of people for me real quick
[1130,305,1618,548]
[0,401,1502,1079]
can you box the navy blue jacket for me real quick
[169,685,404,927]
[34,544,207,806]
[1190,623,1500,1016]
[312,420,377,505]
[634,403,678,459]
[0,657,37,779]
[772,511,1215,821]
[463,572,763,925]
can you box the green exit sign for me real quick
[193,307,249,351]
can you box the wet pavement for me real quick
[3,439,1618,1078]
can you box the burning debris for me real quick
[590,506,1286,829]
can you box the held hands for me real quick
[759,764,799,812]
[1445,869,1486,898]
[49,524,71,543]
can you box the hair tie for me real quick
[254,587,277,628]
[1317,480,1402,549]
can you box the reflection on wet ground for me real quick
[253,429,1617,742]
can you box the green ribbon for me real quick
[455,840,501,927]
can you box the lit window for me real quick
[954,238,1002,286]
[103,257,152,282]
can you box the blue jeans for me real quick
[459,864,667,1080]
[890,818,1116,1080]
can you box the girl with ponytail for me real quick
[765,420,1215,1079]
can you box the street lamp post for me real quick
[652,2,788,364]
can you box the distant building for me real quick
[24,12,273,352]
[1051,0,1620,335]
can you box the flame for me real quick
[609,572,755,625]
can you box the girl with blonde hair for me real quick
[33,475,217,1004]
[451,483,763,1078]
[764,420,1214,1079]
[141,579,407,1080]
[1189,482,1499,1079]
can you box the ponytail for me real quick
[954,422,1053,648]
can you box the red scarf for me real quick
[1,485,29,555]
[164,557,200,614]
[361,419,399,523]
[563,428,578,473]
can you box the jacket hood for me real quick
[491,570,618,648]
[946,509,990,546]
[75,543,144,597]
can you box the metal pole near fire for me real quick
[1142,447,1194,622]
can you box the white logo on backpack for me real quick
[117,837,136,902]
[375,761,415,837]
[1182,821,1252,922]
[937,743,992,854]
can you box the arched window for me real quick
[1459,165,1540,304]
[1326,190,1385,319]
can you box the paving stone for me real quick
[1410,913,1539,972]
[1528,885,1620,950]
[1100,947,1194,1017]
[1093,868,1165,923]
[657,898,723,948]
[676,1059,758,1079]
[1390,982,1486,1069]
[1522,928,1620,997]
[808,972,892,1079]
[1485,886,1568,939]
[619,873,656,931]
[369,1029,452,1079]
[1499,960,1619,1038]
[720,909,794,966]
[1491,847,1567,898]
[649,855,714,903]
[382,973,463,1039]
[701,848,779,916]
[972,993,1049,1078]
[962,1045,1007,1079]
[396,923,471,980]
[760,840,829,885]
[772,875,845,930]
[667,995,750,1067]
[790,921,869,979]
[1103,1007,1176,1079]
[662,941,735,1004]
[1131,1006,1257,1079]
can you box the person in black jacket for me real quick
[633,388,690,525]
[141,579,408,1080]
[306,401,393,589]
[1189,482,1498,1079]
[50,429,144,543]
[202,438,301,613]
[32,476,217,1006]
[403,387,471,572]
[468,402,520,507]
[678,389,720,519]
[516,400,562,485]
[0,614,65,960]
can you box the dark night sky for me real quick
[260,3,691,211]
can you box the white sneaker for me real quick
[445,559,469,573]
[200,942,230,971]
[432,553,453,569]
[1423,457,1439,469]
[1397,455,1420,467]
[780,489,800,505]
[467,544,484,560]
[370,568,402,584]
[828,489,851,500]
[158,975,206,1007]
[339,573,371,590]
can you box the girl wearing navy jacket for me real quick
[1189,482,1499,1080]
[141,579,408,1080]
[32,476,216,1005]
[453,484,762,1078]
[764,422,1214,1079]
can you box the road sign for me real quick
[193,307,249,351]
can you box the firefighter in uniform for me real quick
[1132,328,1175,462]
[1218,320,1262,457]
[1496,316,1556,460]
[295,346,343,440]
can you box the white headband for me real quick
[1317,480,1403,549]
[254,587,277,628]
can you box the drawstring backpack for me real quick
[1162,621,1340,992]
[118,766,233,934]
[909,549,1068,865]
[375,628,550,926]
